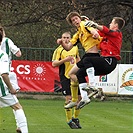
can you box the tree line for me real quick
[0,0,132,51]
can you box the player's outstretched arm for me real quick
[85,20,103,31]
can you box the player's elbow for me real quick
[1,73,8,78]
[52,62,57,67]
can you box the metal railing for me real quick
[119,51,132,64]
[13,47,133,64]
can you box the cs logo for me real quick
[11,65,30,74]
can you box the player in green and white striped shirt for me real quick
[0,26,23,132]
[0,26,21,65]
[0,27,28,133]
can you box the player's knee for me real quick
[76,72,86,84]
[71,81,78,87]
[11,103,22,110]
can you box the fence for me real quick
[13,47,133,64]
[12,48,133,97]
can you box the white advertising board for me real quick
[95,65,118,94]
[118,64,133,95]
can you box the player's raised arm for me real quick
[85,20,103,31]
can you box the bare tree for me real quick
[0,0,132,50]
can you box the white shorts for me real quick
[0,93,18,108]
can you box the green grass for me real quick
[0,99,132,133]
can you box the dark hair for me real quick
[66,11,81,25]
[113,17,125,30]
[0,26,4,42]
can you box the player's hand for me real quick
[92,33,99,39]
[10,88,18,94]
[85,20,98,28]
[57,39,62,45]
[90,29,100,39]
[65,56,74,62]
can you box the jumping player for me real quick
[76,17,125,109]
[57,11,103,109]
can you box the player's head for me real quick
[61,32,71,43]
[110,17,125,30]
[66,11,81,27]
[0,26,4,42]
[113,17,125,29]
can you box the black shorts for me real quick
[77,53,100,68]
[76,56,117,84]
[60,75,80,96]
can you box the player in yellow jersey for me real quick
[57,12,103,109]
[52,32,82,129]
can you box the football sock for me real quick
[79,83,89,100]
[13,109,19,128]
[86,67,95,87]
[15,109,28,133]
[73,107,80,118]
[70,81,78,102]
[64,107,72,122]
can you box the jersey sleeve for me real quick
[101,26,120,37]
[52,47,62,61]
[70,31,80,45]
[8,38,20,55]
[101,26,110,33]
[85,26,95,33]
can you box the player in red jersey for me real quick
[76,17,125,109]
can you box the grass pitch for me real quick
[0,98,132,133]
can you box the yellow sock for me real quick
[71,81,78,102]
[73,107,80,118]
[64,106,72,122]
